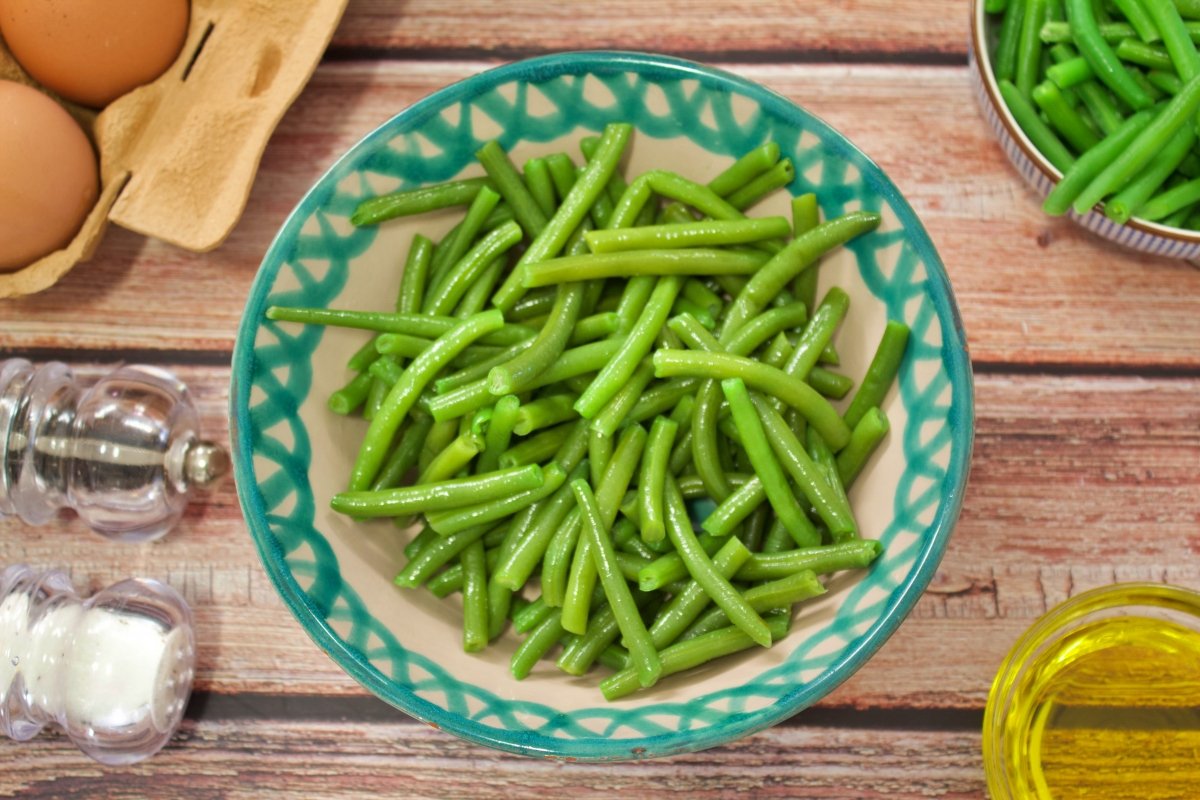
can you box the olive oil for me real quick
[985,585,1200,800]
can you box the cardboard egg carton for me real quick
[0,0,348,299]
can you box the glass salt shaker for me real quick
[0,564,195,765]
[0,358,228,542]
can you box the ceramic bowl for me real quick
[969,0,1200,259]
[231,51,974,761]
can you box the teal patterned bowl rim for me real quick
[231,50,974,761]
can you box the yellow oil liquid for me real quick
[999,615,1200,799]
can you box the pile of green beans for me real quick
[988,0,1200,226]
[267,124,907,700]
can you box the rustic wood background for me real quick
[3,1,1199,796]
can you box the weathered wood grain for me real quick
[1,366,1195,707]
[0,717,986,799]
[331,0,968,60]
[3,62,1199,368]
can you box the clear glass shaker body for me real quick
[0,564,195,765]
[0,359,227,541]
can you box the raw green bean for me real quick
[351,177,493,227]
[348,310,505,490]
[1143,0,1200,79]
[600,614,788,701]
[1032,81,1103,152]
[995,0,1027,82]
[707,142,781,197]
[1017,0,1049,99]
[998,80,1077,173]
[334,463,543,518]
[575,276,683,419]
[653,349,851,450]
[1104,119,1196,222]
[1046,56,1095,88]
[843,320,910,430]
[1114,0,1164,41]
[1043,109,1156,214]
[572,479,663,688]
[1066,0,1154,108]
[1137,172,1200,218]
[637,416,678,543]
[1115,37,1175,69]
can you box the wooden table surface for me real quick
[3,2,1200,797]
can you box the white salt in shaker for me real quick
[0,358,228,541]
[0,565,195,765]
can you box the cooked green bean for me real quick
[583,217,790,254]
[719,211,881,338]
[572,479,663,688]
[491,461,590,590]
[843,320,910,430]
[707,142,781,197]
[569,311,620,345]
[725,159,795,211]
[488,281,585,395]
[395,523,492,588]
[524,157,557,218]
[638,416,678,543]
[680,570,825,642]
[492,122,633,311]
[397,234,434,314]
[736,539,882,582]
[265,307,534,346]
[372,414,435,491]
[623,378,699,426]
[701,475,767,537]
[575,276,683,419]
[351,176,494,227]
[808,366,854,399]
[329,372,374,416]
[335,463,543,518]
[476,140,549,239]
[522,247,768,287]
[513,393,578,436]
[750,395,855,538]
[807,427,856,544]
[836,407,890,488]
[416,432,482,485]
[648,536,750,649]
[348,310,506,490]
[721,379,819,549]
[653,350,851,449]
[782,287,849,382]
[423,221,523,315]
[510,611,566,680]
[600,613,788,700]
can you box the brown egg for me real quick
[0,80,99,271]
[0,0,190,108]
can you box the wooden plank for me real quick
[0,718,986,798]
[331,0,968,59]
[2,366,1195,706]
[3,62,1198,367]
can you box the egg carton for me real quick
[0,0,349,299]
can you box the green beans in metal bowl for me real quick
[231,51,973,760]
[971,0,1200,258]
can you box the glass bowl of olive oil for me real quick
[984,583,1200,799]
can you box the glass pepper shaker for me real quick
[0,359,228,542]
[0,564,195,765]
